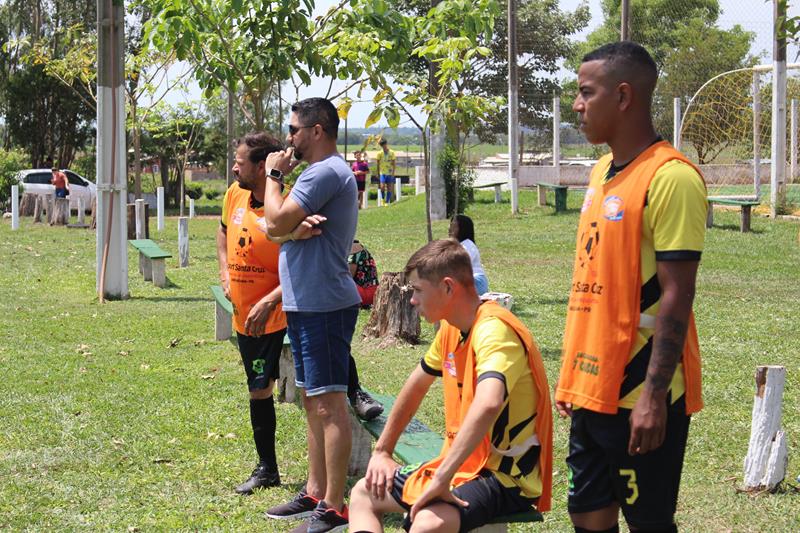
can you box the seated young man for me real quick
[349,239,553,533]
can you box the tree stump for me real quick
[743,365,788,492]
[51,198,69,225]
[20,193,37,216]
[32,195,44,223]
[90,197,97,230]
[363,271,420,346]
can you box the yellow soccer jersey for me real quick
[608,159,707,409]
[422,317,543,499]
[376,149,396,174]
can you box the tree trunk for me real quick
[20,193,37,216]
[51,198,69,225]
[33,195,44,223]
[363,272,420,346]
[90,196,97,230]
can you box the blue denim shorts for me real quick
[286,305,359,396]
[379,174,396,184]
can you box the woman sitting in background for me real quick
[449,214,489,295]
[349,240,379,307]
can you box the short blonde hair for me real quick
[404,239,474,288]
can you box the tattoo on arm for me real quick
[647,316,688,392]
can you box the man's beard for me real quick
[236,175,254,191]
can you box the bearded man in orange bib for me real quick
[555,42,707,533]
[349,239,552,532]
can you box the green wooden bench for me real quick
[706,197,760,232]
[129,239,171,287]
[536,182,568,212]
[473,181,506,203]
[351,391,543,532]
[210,285,234,341]
[210,285,297,402]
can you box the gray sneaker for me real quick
[265,489,319,520]
[290,501,349,533]
[349,389,384,421]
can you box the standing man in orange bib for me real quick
[349,239,552,532]
[216,132,322,495]
[555,42,707,533]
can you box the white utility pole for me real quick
[96,0,128,299]
[673,97,682,150]
[553,96,561,182]
[508,0,519,213]
[771,0,787,217]
[753,71,762,199]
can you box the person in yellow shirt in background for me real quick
[349,239,552,532]
[376,138,396,204]
[555,41,706,533]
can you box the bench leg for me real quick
[537,185,546,206]
[277,344,298,404]
[214,301,232,341]
[348,412,373,478]
[555,188,567,212]
[471,524,508,533]
[741,205,751,232]
[151,259,166,287]
[706,202,714,229]
[493,185,502,203]
[142,256,153,281]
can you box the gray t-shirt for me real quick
[279,154,361,312]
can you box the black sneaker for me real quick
[290,501,349,533]
[265,489,319,520]
[235,464,280,495]
[349,389,384,421]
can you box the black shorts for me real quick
[391,465,537,533]
[566,407,691,529]
[356,179,366,192]
[235,329,286,391]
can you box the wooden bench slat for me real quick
[128,239,172,259]
[210,285,234,316]
[360,392,445,466]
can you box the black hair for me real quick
[449,214,475,243]
[379,138,388,145]
[238,132,284,163]
[291,97,339,139]
[582,41,658,97]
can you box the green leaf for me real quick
[365,106,383,128]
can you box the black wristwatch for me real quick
[266,168,284,184]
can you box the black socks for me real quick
[250,396,277,471]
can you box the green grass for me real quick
[1,191,800,531]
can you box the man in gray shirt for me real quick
[262,97,358,533]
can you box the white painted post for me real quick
[553,96,561,184]
[673,97,682,151]
[77,197,85,225]
[11,185,19,230]
[791,99,797,183]
[156,186,165,231]
[753,71,762,199]
[178,216,189,267]
[189,198,195,218]
[377,184,383,207]
[362,185,368,208]
[395,178,402,202]
[743,365,788,491]
[415,166,425,195]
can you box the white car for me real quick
[16,169,97,212]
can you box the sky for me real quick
[163,0,799,128]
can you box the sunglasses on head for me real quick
[289,124,315,135]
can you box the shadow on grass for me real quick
[709,224,765,234]
[131,295,211,303]
[539,347,562,360]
